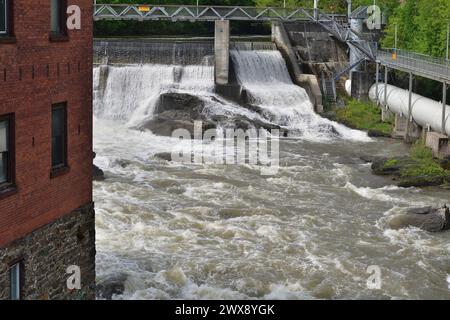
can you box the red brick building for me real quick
[0,0,95,299]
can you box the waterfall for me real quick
[94,42,369,142]
[94,64,214,122]
[230,49,369,140]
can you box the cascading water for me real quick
[94,46,368,142]
[94,64,214,122]
[93,42,450,300]
[230,49,368,141]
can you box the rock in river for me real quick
[388,205,450,232]
[96,273,127,300]
[134,92,284,137]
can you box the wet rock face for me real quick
[388,206,450,232]
[96,273,127,300]
[135,92,284,137]
[93,152,105,181]
[93,164,105,181]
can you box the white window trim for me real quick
[0,0,8,35]
[10,262,21,300]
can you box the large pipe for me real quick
[345,80,450,136]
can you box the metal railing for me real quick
[92,4,377,62]
[93,4,322,22]
[377,48,450,82]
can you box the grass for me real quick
[401,143,450,180]
[335,99,393,135]
[383,159,399,168]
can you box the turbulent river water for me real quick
[93,47,450,300]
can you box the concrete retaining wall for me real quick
[272,21,323,112]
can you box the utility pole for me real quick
[446,21,449,61]
[347,0,352,19]
[314,0,318,20]
[394,23,398,53]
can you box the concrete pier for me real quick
[214,20,230,85]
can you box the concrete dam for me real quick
[93,35,363,140]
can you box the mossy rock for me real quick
[398,175,445,188]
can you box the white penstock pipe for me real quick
[345,80,450,136]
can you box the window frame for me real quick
[49,0,68,41]
[9,260,24,300]
[51,103,69,177]
[0,113,15,192]
[0,0,15,42]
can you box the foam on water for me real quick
[230,50,370,142]
[93,46,450,300]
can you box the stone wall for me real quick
[0,203,95,300]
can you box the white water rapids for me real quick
[93,48,450,300]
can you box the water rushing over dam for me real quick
[93,41,450,299]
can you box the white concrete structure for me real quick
[345,80,450,136]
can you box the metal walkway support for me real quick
[406,72,414,140]
[443,82,448,134]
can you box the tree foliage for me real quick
[382,0,450,57]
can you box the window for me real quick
[0,114,14,189]
[10,262,22,300]
[51,103,67,170]
[50,0,67,37]
[0,0,10,36]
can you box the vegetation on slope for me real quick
[332,99,393,136]
[373,141,450,188]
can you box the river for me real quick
[93,43,450,300]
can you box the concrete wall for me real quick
[272,21,323,112]
[0,203,96,300]
[94,40,214,66]
[283,21,348,75]
[351,71,373,101]
[214,20,230,85]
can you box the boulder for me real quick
[368,129,391,138]
[136,92,285,137]
[96,273,127,300]
[388,205,450,232]
[397,175,445,188]
[154,152,173,161]
[93,164,105,181]
[92,152,105,181]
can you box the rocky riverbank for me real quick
[323,98,393,138]
[326,97,450,189]
[368,143,450,189]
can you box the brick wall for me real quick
[0,1,93,247]
[0,203,96,300]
